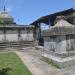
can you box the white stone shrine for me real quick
[0,7,34,49]
[43,16,75,68]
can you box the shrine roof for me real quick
[31,8,75,25]
[43,19,75,36]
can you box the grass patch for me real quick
[0,52,32,75]
[41,56,60,69]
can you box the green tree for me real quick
[0,17,3,24]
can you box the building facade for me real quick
[30,8,75,46]
[0,7,34,48]
[43,16,75,68]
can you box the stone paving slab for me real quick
[55,66,75,75]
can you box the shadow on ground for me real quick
[0,67,11,75]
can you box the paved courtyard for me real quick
[16,47,75,75]
[16,47,59,75]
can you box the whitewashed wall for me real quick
[20,30,27,41]
[0,30,4,42]
[21,30,33,41]
[0,28,34,42]
[26,33,33,41]
[6,30,18,42]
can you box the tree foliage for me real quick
[0,17,4,24]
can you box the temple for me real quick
[30,8,75,46]
[31,8,75,68]
[0,7,34,49]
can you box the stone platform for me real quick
[43,53,75,68]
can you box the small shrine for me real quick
[43,16,75,68]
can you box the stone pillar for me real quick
[33,28,38,47]
[4,28,6,42]
[18,28,21,41]
[38,23,41,38]
[48,18,51,28]
[38,23,42,45]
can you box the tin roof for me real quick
[31,8,75,25]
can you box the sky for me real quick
[0,0,75,25]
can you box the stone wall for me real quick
[66,34,75,51]
[0,29,34,42]
[6,30,18,42]
[20,29,33,41]
[0,30,4,42]
[44,35,66,54]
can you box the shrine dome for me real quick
[43,16,75,36]
[0,6,14,24]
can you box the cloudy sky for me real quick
[0,0,75,25]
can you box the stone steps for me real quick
[9,42,20,48]
[0,41,33,50]
[0,42,8,50]
[20,41,33,47]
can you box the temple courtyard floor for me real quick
[0,47,75,75]
[16,47,59,75]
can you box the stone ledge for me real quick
[42,53,75,68]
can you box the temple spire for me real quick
[3,0,6,12]
[4,5,6,12]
